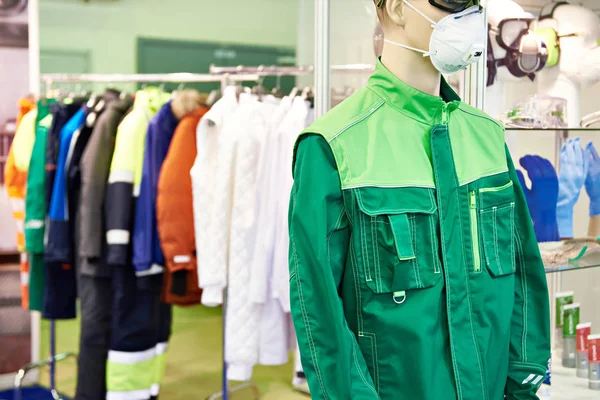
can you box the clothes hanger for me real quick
[252,77,265,100]
[206,89,220,106]
[271,74,285,98]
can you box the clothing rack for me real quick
[209,63,374,76]
[16,72,261,400]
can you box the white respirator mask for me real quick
[384,0,486,74]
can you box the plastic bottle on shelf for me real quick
[562,303,580,368]
[555,291,574,352]
[590,334,600,391]
[576,322,592,378]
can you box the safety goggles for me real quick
[375,0,478,13]
[490,18,534,51]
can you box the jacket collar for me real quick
[134,87,169,115]
[368,59,460,123]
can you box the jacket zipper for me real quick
[479,181,513,194]
[470,191,481,273]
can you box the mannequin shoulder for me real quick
[455,102,505,135]
[302,87,385,143]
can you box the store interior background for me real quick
[0,0,599,398]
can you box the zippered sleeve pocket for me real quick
[477,181,516,277]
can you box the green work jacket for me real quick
[289,61,550,400]
[24,99,55,254]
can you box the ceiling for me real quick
[516,0,600,14]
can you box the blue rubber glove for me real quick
[557,138,589,238]
[584,142,600,216]
[516,155,560,242]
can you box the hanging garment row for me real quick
[191,87,314,381]
[5,82,315,400]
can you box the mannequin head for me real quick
[376,0,485,95]
[487,0,535,83]
[376,0,449,52]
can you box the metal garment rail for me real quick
[209,63,374,76]
[18,73,260,400]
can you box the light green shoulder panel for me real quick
[302,86,382,142]
[300,88,436,189]
[451,104,508,186]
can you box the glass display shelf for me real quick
[545,259,600,274]
[505,127,600,132]
[544,243,600,274]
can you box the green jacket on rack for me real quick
[289,60,551,400]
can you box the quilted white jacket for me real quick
[191,87,238,307]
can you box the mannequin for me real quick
[288,1,550,399]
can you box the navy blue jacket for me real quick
[132,101,179,291]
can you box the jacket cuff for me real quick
[505,362,547,399]
[201,286,223,307]
[168,255,194,272]
[137,274,163,292]
[227,363,254,382]
[170,270,188,296]
[106,245,129,266]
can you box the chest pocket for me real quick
[476,181,516,277]
[354,187,443,295]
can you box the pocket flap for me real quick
[356,187,437,216]
[478,181,514,209]
[388,214,416,260]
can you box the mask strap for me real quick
[402,0,438,28]
[383,39,430,57]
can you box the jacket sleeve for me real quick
[45,122,60,214]
[12,109,37,172]
[25,115,52,255]
[105,113,138,266]
[158,115,200,281]
[5,149,27,252]
[200,117,235,306]
[504,146,551,399]
[289,134,379,400]
[78,116,113,260]
[133,102,178,289]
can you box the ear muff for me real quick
[538,1,570,21]
[536,27,560,67]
